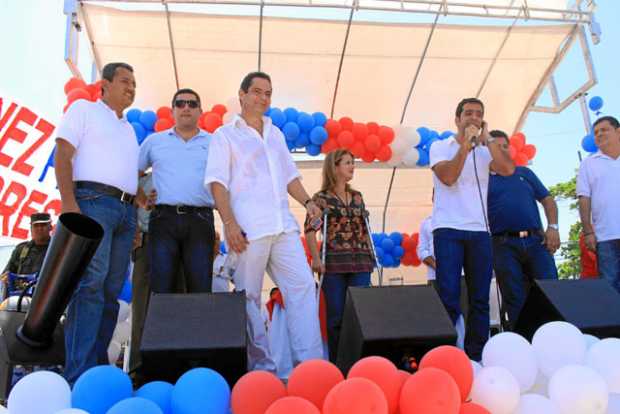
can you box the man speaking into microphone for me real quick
[429,98,514,361]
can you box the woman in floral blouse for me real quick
[305,149,374,362]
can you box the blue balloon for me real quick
[264,107,272,116]
[297,112,315,132]
[381,254,394,267]
[310,126,328,145]
[118,277,132,303]
[416,127,431,148]
[581,133,597,152]
[440,131,455,140]
[269,108,286,128]
[284,107,299,123]
[374,247,384,261]
[392,258,401,268]
[295,133,310,148]
[416,147,430,166]
[428,130,440,141]
[588,96,604,112]
[131,122,147,144]
[307,144,321,156]
[392,246,405,259]
[126,108,142,123]
[312,112,328,127]
[219,241,227,255]
[371,233,383,247]
[136,381,174,414]
[286,140,296,152]
[72,365,133,414]
[381,238,395,253]
[389,232,403,246]
[171,368,230,414]
[107,397,163,414]
[282,122,300,141]
[423,137,438,152]
[139,110,157,130]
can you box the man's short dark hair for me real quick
[101,62,133,83]
[171,88,201,107]
[240,72,271,93]
[455,98,485,118]
[490,129,509,143]
[593,116,620,130]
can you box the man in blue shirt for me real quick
[487,130,560,330]
[139,88,215,293]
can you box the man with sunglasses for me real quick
[138,89,216,295]
[487,129,559,331]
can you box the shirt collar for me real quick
[233,114,273,131]
[99,100,128,122]
[166,127,209,140]
[592,150,620,160]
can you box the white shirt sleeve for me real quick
[55,100,88,149]
[430,139,450,168]
[576,158,591,198]
[204,129,232,191]
[417,219,433,260]
[138,136,153,172]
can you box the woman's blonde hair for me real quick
[320,149,355,193]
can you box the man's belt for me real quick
[75,181,135,204]
[154,204,213,215]
[492,229,542,239]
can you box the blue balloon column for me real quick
[372,232,405,268]
[267,106,328,155]
[412,127,453,167]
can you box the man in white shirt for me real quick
[204,71,324,373]
[577,116,620,294]
[55,62,141,383]
[429,98,514,361]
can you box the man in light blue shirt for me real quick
[139,88,215,293]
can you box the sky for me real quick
[0,0,618,245]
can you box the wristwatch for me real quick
[548,224,559,230]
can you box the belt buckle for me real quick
[519,230,528,238]
[120,192,131,203]
[176,205,187,215]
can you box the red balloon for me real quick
[323,377,388,414]
[66,88,91,105]
[337,131,355,149]
[339,116,354,132]
[395,370,411,414]
[156,106,173,120]
[361,151,375,163]
[515,152,529,166]
[402,237,417,252]
[399,368,461,414]
[287,359,344,411]
[509,133,525,151]
[365,135,381,153]
[85,84,99,101]
[154,118,174,132]
[348,356,401,414]
[266,397,320,414]
[325,119,342,137]
[459,402,490,414]
[376,145,392,162]
[522,144,537,159]
[351,142,366,159]
[419,345,473,402]
[322,137,339,154]
[211,104,227,117]
[378,126,395,145]
[231,371,287,414]
[401,252,414,266]
[353,123,369,142]
[202,112,223,133]
[64,77,87,95]
[411,255,421,266]
[367,122,380,135]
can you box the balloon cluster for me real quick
[63,77,103,113]
[320,117,395,162]
[388,127,454,168]
[267,108,329,156]
[372,232,421,268]
[508,133,537,167]
[582,95,605,154]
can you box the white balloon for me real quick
[532,321,587,377]
[54,409,90,414]
[529,370,549,396]
[386,151,404,167]
[607,393,620,414]
[470,366,521,414]
[108,340,122,365]
[389,136,409,156]
[584,334,600,349]
[393,125,420,149]
[549,364,608,414]
[471,360,483,377]
[8,371,71,414]
[113,320,131,343]
[223,96,241,123]
[587,338,620,393]
[117,300,130,322]
[514,393,560,414]
[482,332,538,392]
[402,148,419,167]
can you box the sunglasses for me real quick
[174,99,200,109]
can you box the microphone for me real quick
[469,134,479,148]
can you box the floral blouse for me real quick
[304,189,374,274]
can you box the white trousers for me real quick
[233,231,323,372]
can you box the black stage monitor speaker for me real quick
[336,285,457,374]
[514,279,620,341]
[140,292,247,385]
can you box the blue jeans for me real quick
[64,188,136,384]
[148,207,215,293]
[492,233,558,330]
[433,228,492,361]
[322,272,371,362]
[597,239,620,294]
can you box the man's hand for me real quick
[584,233,597,252]
[311,257,325,275]
[306,200,322,221]
[422,256,436,270]
[543,227,561,254]
[478,121,490,145]
[224,219,249,254]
